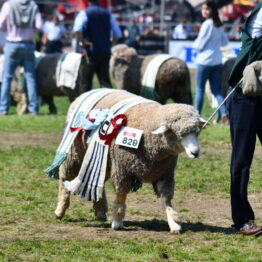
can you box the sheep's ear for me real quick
[152,125,168,135]
[198,117,208,128]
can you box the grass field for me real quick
[0,90,261,262]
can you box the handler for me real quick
[227,2,262,236]
[72,0,122,91]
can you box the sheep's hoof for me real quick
[95,213,107,221]
[55,209,64,220]
[170,225,182,234]
[170,229,182,234]
[55,214,63,220]
[111,220,124,230]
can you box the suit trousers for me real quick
[226,87,262,229]
[84,54,112,91]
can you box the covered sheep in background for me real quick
[11,52,89,114]
[110,44,192,105]
[50,88,205,234]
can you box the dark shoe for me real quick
[238,221,262,236]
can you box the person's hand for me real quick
[83,41,92,48]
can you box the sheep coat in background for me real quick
[110,44,192,105]
[55,89,203,233]
[36,53,88,99]
[11,52,89,114]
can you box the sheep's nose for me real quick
[191,150,199,158]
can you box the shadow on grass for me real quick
[65,218,233,234]
[181,222,233,234]
[124,220,233,234]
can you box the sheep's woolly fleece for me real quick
[160,104,200,140]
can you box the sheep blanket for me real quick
[141,54,172,100]
[63,94,154,201]
[45,88,115,179]
[56,53,82,89]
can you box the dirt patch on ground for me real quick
[0,131,61,149]
[0,131,261,240]
[1,191,261,240]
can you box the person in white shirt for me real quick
[42,13,67,53]
[193,0,229,124]
[172,17,192,39]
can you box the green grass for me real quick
[0,85,261,262]
[1,97,70,133]
[0,236,261,262]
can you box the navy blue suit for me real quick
[82,3,114,90]
[227,3,262,229]
[227,88,262,229]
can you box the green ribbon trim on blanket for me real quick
[140,85,161,101]
[44,152,67,179]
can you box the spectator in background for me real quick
[0,0,43,115]
[193,0,229,124]
[42,13,67,53]
[73,0,121,91]
[116,17,128,44]
[228,16,244,41]
[125,17,140,50]
[172,17,192,39]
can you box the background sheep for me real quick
[11,53,89,114]
[55,90,204,233]
[110,44,192,105]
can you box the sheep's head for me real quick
[110,44,138,83]
[152,104,206,158]
[111,44,137,63]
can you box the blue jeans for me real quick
[0,41,38,114]
[194,64,227,116]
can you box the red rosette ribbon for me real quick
[70,126,82,132]
[100,114,127,145]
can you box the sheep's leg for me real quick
[111,193,127,230]
[41,96,57,115]
[93,189,108,221]
[155,179,181,234]
[55,178,71,219]
[16,92,27,115]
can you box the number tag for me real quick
[115,127,143,149]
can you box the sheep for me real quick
[11,53,89,114]
[110,44,192,105]
[54,89,205,233]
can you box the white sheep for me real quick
[110,44,192,105]
[54,90,205,233]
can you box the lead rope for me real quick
[201,79,243,130]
